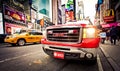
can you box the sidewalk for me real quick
[100,40,120,71]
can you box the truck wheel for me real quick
[17,39,25,46]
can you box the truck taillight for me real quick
[83,28,96,38]
[68,30,78,34]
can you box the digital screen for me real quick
[0,13,4,34]
[4,5,26,24]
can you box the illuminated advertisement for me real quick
[101,22,118,28]
[65,0,74,22]
[3,5,26,24]
[0,13,4,34]
[65,11,74,22]
[103,9,115,23]
[5,22,26,34]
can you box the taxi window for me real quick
[36,32,43,35]
[29,32,35,35]
[29,32,42,35]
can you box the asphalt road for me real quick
[0,44,114,71]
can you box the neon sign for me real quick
[103,9,115,22]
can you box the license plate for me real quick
[54,51,64,59]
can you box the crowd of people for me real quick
[100,26,120,45]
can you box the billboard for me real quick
[3,5,26,24]
[0,13,4,34]
[5,22,26,34]
[65,0,74,22]
[103,9,115,23]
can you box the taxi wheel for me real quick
[17,39,25,46]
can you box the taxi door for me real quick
[26,32,36,43]
[34,32,43,42]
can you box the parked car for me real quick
[4,31,43,46]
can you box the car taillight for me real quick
[83,28,96,38]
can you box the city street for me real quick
[0,43,118,71]
[0,0,120,71]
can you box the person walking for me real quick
[100,28,106,44]
[106,29,110,41]
[109,26,118,45]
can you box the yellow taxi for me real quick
[4,30,43,46]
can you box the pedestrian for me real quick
[109,26,118,45]
[100,28,106,44]
[106,29,110,41]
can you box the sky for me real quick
[83,0,98,23]
[83,0,97,17]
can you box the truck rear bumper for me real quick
[42,45,98,60]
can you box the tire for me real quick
[17,39,25,46]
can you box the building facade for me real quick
[96,0,120,28]
[0,0,54,34]
[0,0,30,35]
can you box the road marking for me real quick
[0,51,40,63]
[33,59,42,64]
[97,54,104,71]
[45,55,50,59]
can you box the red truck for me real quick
[41,22,100,62]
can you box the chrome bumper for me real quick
[42,45,98,59]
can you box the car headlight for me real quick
[83,28,96,38]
